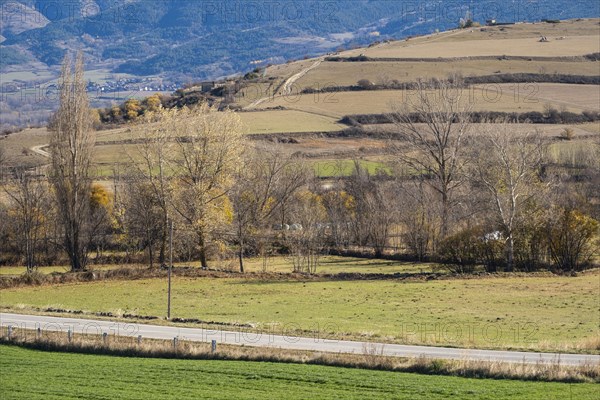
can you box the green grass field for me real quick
[0,256,437,276]
[1,345,596,399]
[313,159,392,177]
[0,265,69,276]
[2,272,598,351]
[240,256,436,274]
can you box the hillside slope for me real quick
[1,0,598,79]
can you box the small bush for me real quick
[357,79,374,89]
[438,227,503,273]
[560,128,575,140]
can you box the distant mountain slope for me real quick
[1,0,598,80]
[0,1,49,37]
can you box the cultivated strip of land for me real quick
[3,345,597,400]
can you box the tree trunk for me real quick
[238,247,244,273]
[441,191,449,239]
[69,228,84,272]
[199,249,208,270]
[148,240,154,269]
[238,228,244,274]
[158,221,167,265]
[506,234,514,272]
[198,231,209,270]
[25,235,34,273]
[374,244,383,259]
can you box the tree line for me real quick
[0,56,598,274]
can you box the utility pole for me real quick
[167,219,173,320]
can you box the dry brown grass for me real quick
[0,127,49,168]
[295,60,600,89]
[347,35,599,58]
[256,84,596,118]
[265,59,319,80]
[1,327,598,383]
[341,19,600,59]
[537,337,600,354]
[270,19,600,98]
[489,83,600,111]
[238,110,343,133]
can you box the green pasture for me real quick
[1,271,598,351]
[1,345,597,399]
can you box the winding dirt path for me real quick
[245,57,324,110]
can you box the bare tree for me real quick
[285,189,327,274]
[0,199,8,262]
[128,108,174,266]
[231,146,309,272]
[122,178,165,267]
[345,162,394,258]
[0,145,6,167]
[170,105,244,269]
[3,170,49,271]
[390,80,472,239]
[321,188,355,249]
[396,178,439,260]
[469,123,545,271]
[0,144,8,181]
[49,52,95,271]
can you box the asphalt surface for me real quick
[2,313,598,366]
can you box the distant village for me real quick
[86,77,180,95]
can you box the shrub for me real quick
[438,227,504,273]
[439,228,479,273]
[340,110,600,126]
[560,128,575,141]
[545,208,599,272]
[357,79,374,89]
[513,221,548,272]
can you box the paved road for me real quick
[2,313,598,366]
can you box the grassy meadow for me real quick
[2,345,598,400]
[0,256,437,276]
[313,159,391,177]
[1,270,598,351]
